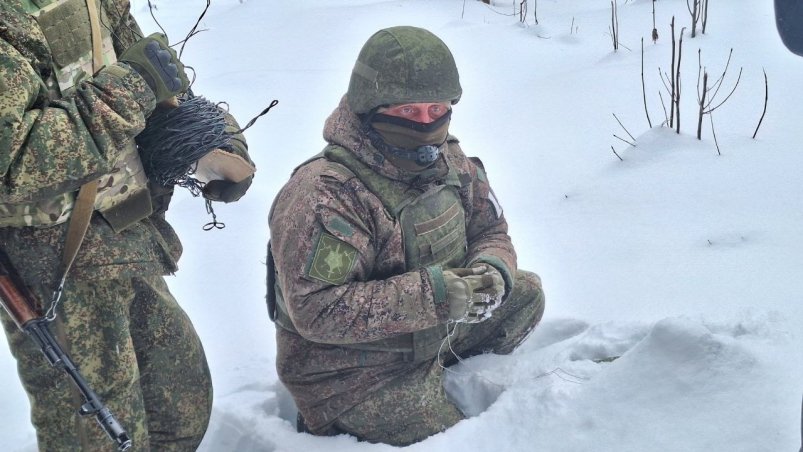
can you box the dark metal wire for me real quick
[135,92,230,191]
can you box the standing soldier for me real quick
[268,26,545,446]
[0,0,253,449]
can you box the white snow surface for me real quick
[1,1,801,451]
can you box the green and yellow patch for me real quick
[306,233,358,285]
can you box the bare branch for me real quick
[705,67,742,113]
[697,71,707,139]
[670,17,676,128]
[709,113,721,155]
[675,27,687,133]
[753,68,768,139]
[614,134,636,147]
[658,90,670,126]
[613,113,636,141]
[642,38,653,128]
[696,48,703,103]
[611,145,624,161]
[659,68,673,94]
[708,49,734,101]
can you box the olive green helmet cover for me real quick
[347,26,462,114]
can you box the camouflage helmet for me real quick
[347,26,462,114]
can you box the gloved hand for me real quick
[200,110,253,203]
[118,33,189,103]
[469,263,506,302]
[201,177,252,203]
[443,266,501,323]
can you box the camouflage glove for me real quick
[201,177,252,203]
[118,33,189,103]
[443,266,499,323]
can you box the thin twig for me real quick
[696,49,703,102]
[670,17,676,128]
[705,68,742,113]
[641,38,653,128]
[612,113,636,141]
[752,68,768,139]
[707,49,734,102]
[697,71,707,139]
[675,27,687,134]
[611,1,618,51]
[613,134,636,147]
[659,68,672,94]
[709,113,721,155]
[658,90,669,126]
[611,145,624,161]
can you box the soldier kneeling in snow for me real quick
[267,26,545,446]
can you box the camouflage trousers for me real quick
[0,275,212,451]
[329,269,545,446]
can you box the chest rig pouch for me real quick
[269,145,469,362]
[6,0,152,232]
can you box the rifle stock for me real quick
[0,249,132,451]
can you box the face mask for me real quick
[367,110,451,167]
[371,110,451,149]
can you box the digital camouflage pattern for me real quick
[332,270,545,446]
[0,275,212,451]
[346,26,462,114]
[1,0,155,229]
[0,0,222,449]
[269,96,541,442]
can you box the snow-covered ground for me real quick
[2,1,801,450]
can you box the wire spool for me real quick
[135,91,232,194]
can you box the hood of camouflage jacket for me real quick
[323,96,451,185]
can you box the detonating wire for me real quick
[135,91,230,190]
[436,320,589,387]
[236,99,280,133]
[105,2,280,230]
[202,199,225,231]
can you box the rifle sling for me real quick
[56,0,104,282]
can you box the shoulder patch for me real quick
[306,232,358,285]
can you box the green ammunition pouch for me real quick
[0,0,152,232]
[269,144,469,362]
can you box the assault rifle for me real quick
[0,249,131,451]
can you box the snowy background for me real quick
[2,0,802,450]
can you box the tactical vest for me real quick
[0,0,152,232]
[269,145,469,362]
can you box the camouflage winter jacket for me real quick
[0,0,180,287]
[269,96,517,432]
